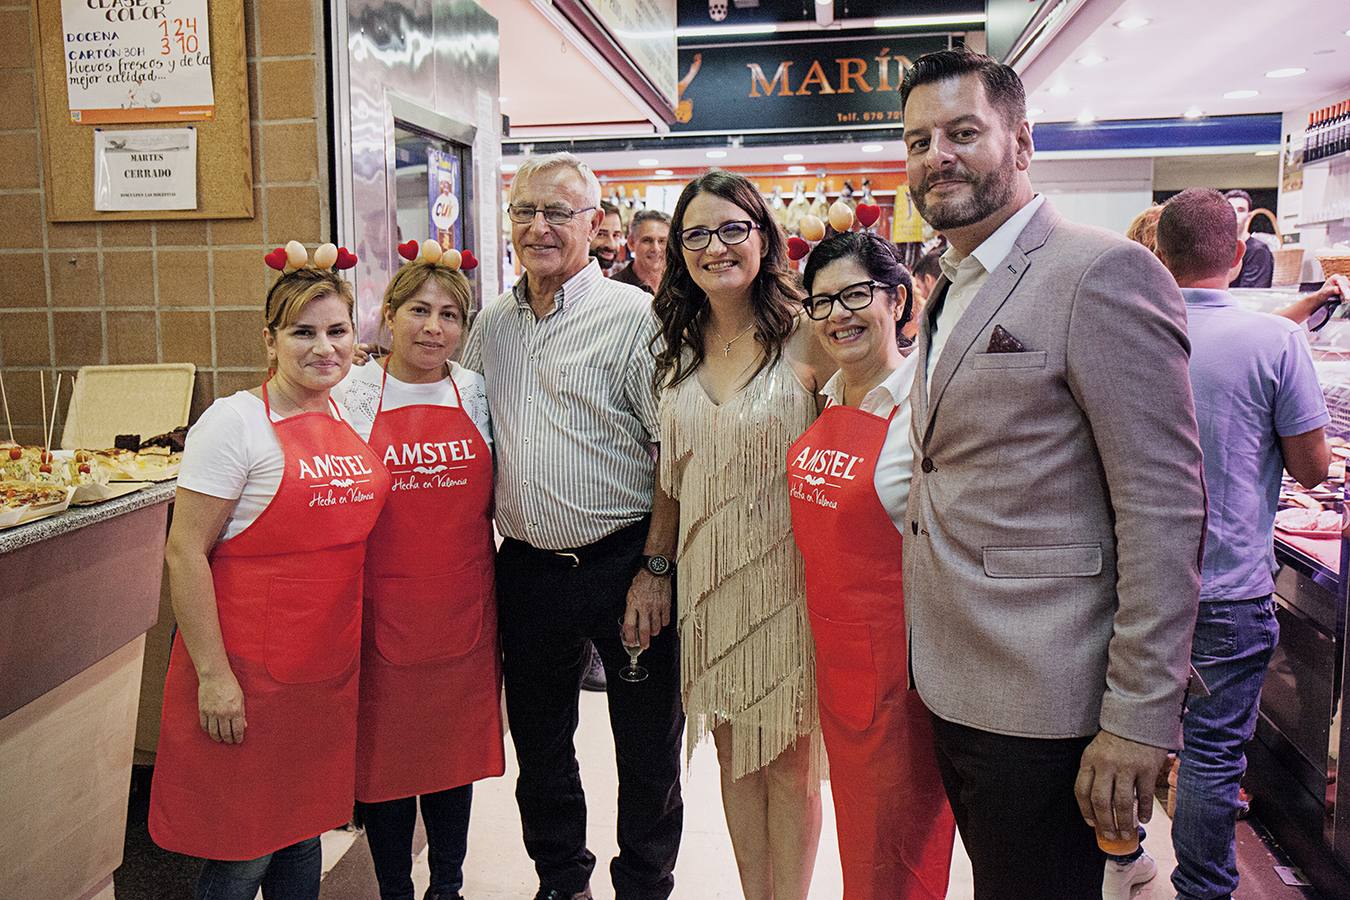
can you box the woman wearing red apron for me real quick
[151,246,389,900]
[336,245,502,900]
[787,231,956,900]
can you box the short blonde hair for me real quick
[264,268,354,332]
[383,261,473,321]
[1126,205,1164,255]
[508,152,601,207]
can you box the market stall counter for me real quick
[0,481,175,900]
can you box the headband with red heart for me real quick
[397,239,479,272]
[264,241,358,273]
[787,201,883,261]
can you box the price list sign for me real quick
[61,0,214,124]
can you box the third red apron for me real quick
[787,401,955,900]
[151,385,389,860]
[355,362,504,803]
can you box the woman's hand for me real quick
[198,670,247,744]
[353,342,385,366]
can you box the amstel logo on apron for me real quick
[296,453,380,507]
[789,444,866,510]
[381,438,478,493]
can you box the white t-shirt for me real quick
[818,352,919,535]
[178,390,349,541]
[333,361,491,447]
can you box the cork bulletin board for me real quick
[31,0,253,222]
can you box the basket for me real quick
[1247,208,1304,285]
[1320,254,1350,278]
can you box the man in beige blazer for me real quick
[899,49,1206,899]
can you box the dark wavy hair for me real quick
[802,231,915,349]
[652,170,802,389]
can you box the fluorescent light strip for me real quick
[873,14,987,28]
[676,12,986,38]
[676,24,778,38]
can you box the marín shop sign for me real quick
[673,34,954,133]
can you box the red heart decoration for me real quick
[397,239,419,261]
[459,249,478,271]
[787,236,811,261]
[335,247,358,270]
[855,204,881,228]
[263,247,287,271]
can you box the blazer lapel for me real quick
[910,275,950,429]
[921,201,1061,442]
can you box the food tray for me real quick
[1275,524,1342,540]
[0,486,75,531]
[110,462,180,483]
[71,481,150,506]
[60,364,195,451]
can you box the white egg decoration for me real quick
[420,239,443,264]
[828,200,855,233]
[312,243,338,269]
[284,240,308,269]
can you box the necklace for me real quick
[713,321,755,356]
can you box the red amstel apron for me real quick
[787,400,955,900]
[355,362,503,803]
[151,384,390,861]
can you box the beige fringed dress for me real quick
[660,352,823,779]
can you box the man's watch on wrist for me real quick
[642,554,674,577]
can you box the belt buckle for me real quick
[554,551,581,568]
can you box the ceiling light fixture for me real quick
[782,153,804,162]
[1183,108,1204,119]
[1076,110,1096,125]
[501,163,518,173]
[1077,54,1107,67]
[638,158,660,167]
[705,149,728,159]
[1048,84,1071,96]
[654,169,674,176]
[788,165,807,174]
[1254,150,1279,157]
[1265,67,1307,78]
[1223,89,1259,99]
[1114,17,1150,30]
[873,14,987,28]
[674,24,778,38]
[860,144,884,153]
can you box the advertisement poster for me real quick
[586,0,678,108]
[428,148,462,251]
[891,185,926,244]
[94,128,198,211]
[62,0,214,124]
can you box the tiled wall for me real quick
[0,0,329,445]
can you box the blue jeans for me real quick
[1171,596,1279,900]
[358,784,473,900]
[196,836,322,900]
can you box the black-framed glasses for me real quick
[803,281,893,320]
[508,204,596,225]
[679,220,758,251]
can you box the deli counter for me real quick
[1232,288,1350,891]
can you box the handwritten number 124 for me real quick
[160,19,200,55]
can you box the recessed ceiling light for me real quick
[498,96,509,103]
[638,158,660,167]
[860,144,884,153]
[1027,107,1045,117]
[1223,89,1259,99]
[1114,17,1150,30]
[654,169,674,176]
[1254,150,1279,157]
[782,153,804,162]
[1266,67,1307,78]
[705,149,728,159]
[788,165,807,174]
[1183,108,1204,119]
[1048,84,1071,96]
[501,162,518,173]
[1077,54,1106,67]
[1076,110,1096,125]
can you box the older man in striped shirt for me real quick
[461,153,683,900]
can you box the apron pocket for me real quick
[265,573,361,684]
[371,565,489,665]
[808,611,877,731]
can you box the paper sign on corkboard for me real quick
[32,0,251,222]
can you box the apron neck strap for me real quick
[376,356,457,415]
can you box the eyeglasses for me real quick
[508,204,596,226]
[803,281,894,320]
[679,220,758,251]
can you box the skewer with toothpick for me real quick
[0,370,13,444]
[43,373,62,470]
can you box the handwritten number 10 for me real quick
[159,18,200,55]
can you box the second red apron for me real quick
[787,402,955,900]
[355,364,504,803]
[151,387,390,861]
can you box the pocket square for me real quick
[987,325,1027,353]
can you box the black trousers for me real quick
[930,714,1105,900]
[496,521,684,900]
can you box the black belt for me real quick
[508,519,649,569]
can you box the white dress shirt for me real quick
[927,194,1046,388]
[819,351,920,534]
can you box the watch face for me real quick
[646,555,672,576]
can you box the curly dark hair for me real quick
[652,169,802,390]
[802,231,915,349]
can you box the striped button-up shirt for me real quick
[461,260,661,549]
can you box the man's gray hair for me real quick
[629,208,672,237]
[509,152,601,207]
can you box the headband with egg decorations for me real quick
[786,200,883,261]
[397,239,479,272]
[264,241,359,273]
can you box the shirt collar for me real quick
[821,352,918,412]
[1181,287,1236,308]
[939,194,1046,281]
[512,259,603,313]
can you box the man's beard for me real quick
[590,247,617,268]
[912,149,1017,231]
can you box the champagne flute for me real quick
[618,618,649,683]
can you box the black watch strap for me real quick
[642,554,674,576]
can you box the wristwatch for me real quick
[642,554,674,577]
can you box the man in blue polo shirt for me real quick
[1156,188,1332,899]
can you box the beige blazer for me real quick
[904,201,1205,749]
